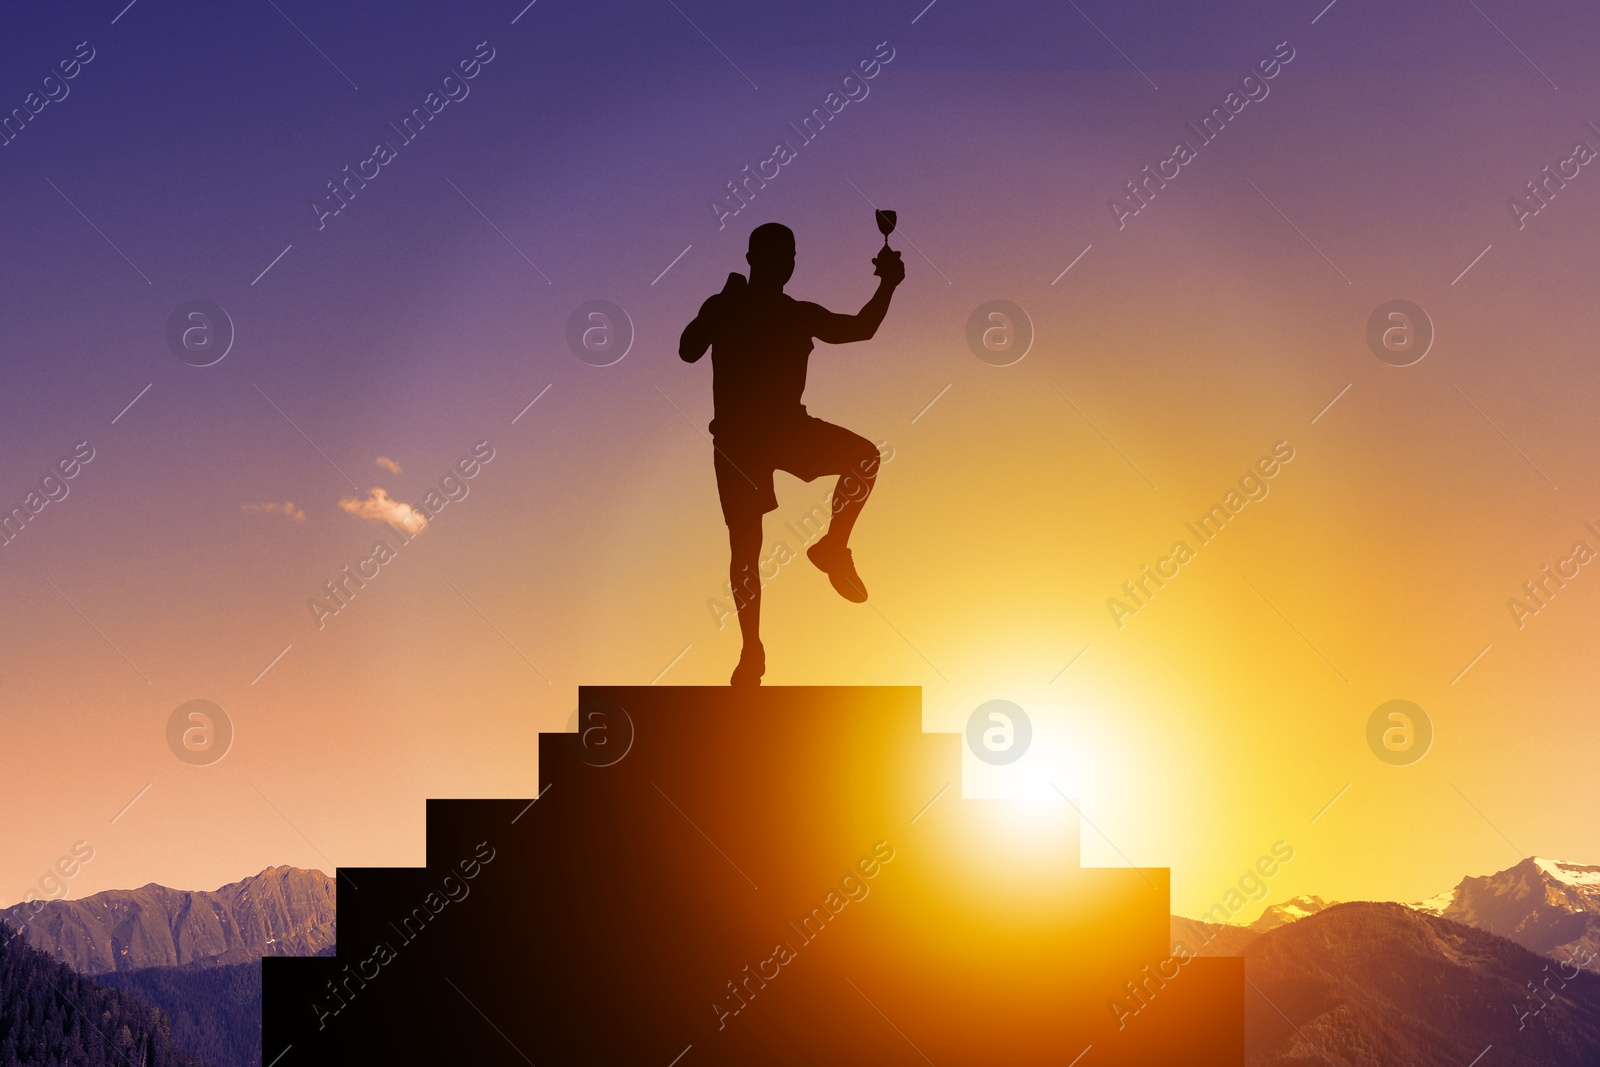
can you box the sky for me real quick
[2,0,1599,922]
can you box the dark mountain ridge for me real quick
[100,962,262,1067]
[0,924,201,1067]
[1244,901,1600,1066]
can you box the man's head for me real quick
[746,222,795,288]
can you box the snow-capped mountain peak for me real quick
[1532,857,1600,888]
[1407,856,1600,971]
[1411,886,1457,916]
[1248,894,1333,933]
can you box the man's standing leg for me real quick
[728,512,765,686]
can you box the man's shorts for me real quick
[711,414,877,526]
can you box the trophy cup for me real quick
[874,210,897,278]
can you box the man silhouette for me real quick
[680,222,904,686]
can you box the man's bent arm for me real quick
[679,309,714,362]
[812,256,904,344]
[680,272,747,362]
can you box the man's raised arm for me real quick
[810,250,905,345]
[679,272,747,362]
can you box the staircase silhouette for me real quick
[264,686,1243,1063]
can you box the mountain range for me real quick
[1172,895,1335,959]
[0,866,334,1067]
[1414,856,1600,971]
[1164,857,1600,1064]
[1244,901,1600,1066]
[1175,858,1600,972]
[8,858,1600,1064]
[0,866,335,975]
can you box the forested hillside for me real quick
[0,925,200,1067]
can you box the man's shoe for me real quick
[807,537,868,603]
[731,646,765,687]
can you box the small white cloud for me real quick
[338,488,427,535]
[242,501,306,523]
[376,456,402,475]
